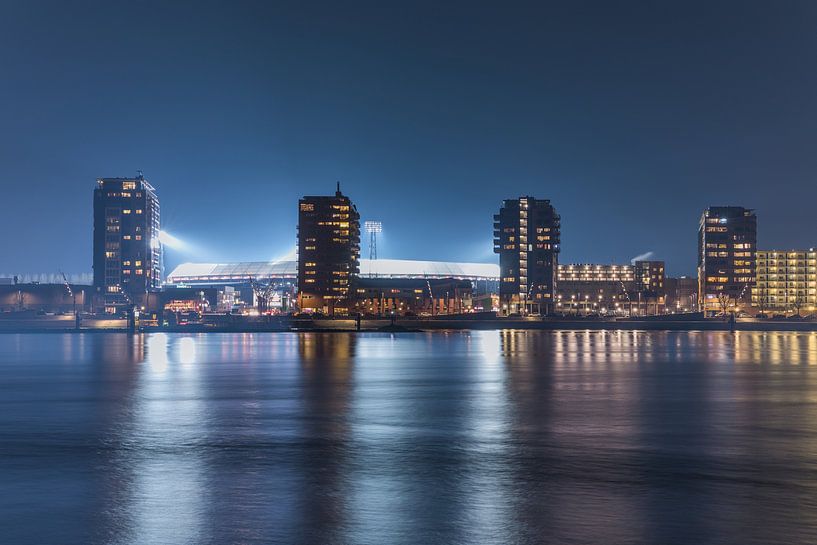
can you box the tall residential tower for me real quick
[493,196,560,315]
[297,183,361,315]
[92,173,162,313]
[697,206,756,313]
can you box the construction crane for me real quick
[60,271,80,329]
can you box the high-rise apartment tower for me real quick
[493,196,560,315]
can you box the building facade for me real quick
[493,196,560,315]
[634,260,665,294]
[752,250,817,315]
[664,276,698,313]
[92,174,162,313]
[556,262,665,315]
[697,206,756,314]
[296,184,361,315]
[352,277,473,316]
[0,283,91,313]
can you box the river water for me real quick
[2,331,817,544]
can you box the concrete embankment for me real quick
[361,318,817,333]
[2,315,817,333]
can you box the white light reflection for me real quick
[178,336,196,365]
[463,331,513,537]
[128,333,207,543]
[146,333,169,373]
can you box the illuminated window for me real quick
[123,209,131,214]
[300,203,314,211]
[122,182,136,190]
[135,209,143,214]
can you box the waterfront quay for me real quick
[4,312,817,333]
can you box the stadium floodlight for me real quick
[364,220,382,267]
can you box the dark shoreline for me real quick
[3,318,817,334]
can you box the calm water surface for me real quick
[2,331,817,544]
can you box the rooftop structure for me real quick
[166,259,500,285]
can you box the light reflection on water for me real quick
[2,331,817,544]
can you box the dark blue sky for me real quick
[2,1,817,276]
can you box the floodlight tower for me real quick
[365,221,382,261]
[364,221,382,278]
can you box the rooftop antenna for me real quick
[336,180,341,196]
[137,169,144,179]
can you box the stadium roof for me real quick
[166,259,499,283]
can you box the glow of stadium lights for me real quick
[271,246,297,263]
[158,230,185,250]
[364,220,382,233]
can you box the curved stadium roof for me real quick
[167,259,499,284]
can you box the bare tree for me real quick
[717,293,733,317]
[250,276,277,314]
[792,291,805,318]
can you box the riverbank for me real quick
[3,315,817,333]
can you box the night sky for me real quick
[2,1,817,276]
